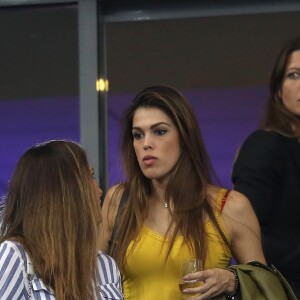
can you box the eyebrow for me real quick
[132,122,171,130]
[286,66,300,71]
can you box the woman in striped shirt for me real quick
[0,140,123,300]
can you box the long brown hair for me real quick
[0,140,101,300]
[261,37,300,137]
[110,85,228,270]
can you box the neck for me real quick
[150,183,169,208]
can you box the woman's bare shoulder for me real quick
[103,184,125,207]
[207,186,254,224]
[222,190,261,239]
[222,190,265,264]
[223,190,253,219]
[100,183,125,252]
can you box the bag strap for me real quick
[220,189,231,212]
[108,189,129,252]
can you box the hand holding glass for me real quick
[179,259,203,299]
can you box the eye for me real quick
[286,71,300,80]
[154,128,167,136]
[132,130,143,140]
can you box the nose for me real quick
[98,186,103,198]
[143,134,153,150]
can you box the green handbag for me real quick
[213,261,297,300]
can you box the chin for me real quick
[142,171,161,180]
[143,173,158,180]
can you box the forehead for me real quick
[132,107,174,127]
[286,50,300,67]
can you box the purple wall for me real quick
[0,96,80,197]
[0,87,268,197]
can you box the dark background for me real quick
[1,3,300,196]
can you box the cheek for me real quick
[281,81,294,100]
[281,87,287,100]
[279,82,294,112]
[93,180,102,199]
[173,147,181,163]
[133,143,142,159]
[164,140,181,162]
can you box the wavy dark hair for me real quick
[261,37,300,137]
[0,140,101,300]
[110,85,229,270]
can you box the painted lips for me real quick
[143,156,157,166]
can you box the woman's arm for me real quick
[222,190,266,264]
[182,191,266,300]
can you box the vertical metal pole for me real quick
[97,5,109,195]
[78,0,108,195]
[78,0,104,193]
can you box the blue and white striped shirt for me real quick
[0,241,123,299]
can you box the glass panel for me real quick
[106,11,300,188]
[0,4,79,197]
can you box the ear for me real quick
[277,88,282,100]
[277,81,283,99]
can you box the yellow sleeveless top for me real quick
[122,188,232,300]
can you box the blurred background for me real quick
[1,0,300,197]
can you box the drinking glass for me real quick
[179,259,203,299]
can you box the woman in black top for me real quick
[232,37,300,298]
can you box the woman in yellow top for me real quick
[100,85,266,299]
